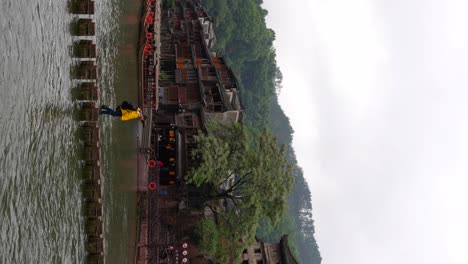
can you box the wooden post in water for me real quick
[80,121,100,148]
[82,145,100,160]
[75,61,97,79]
[85,218,104,236]
[83,163,100,181]
[84,200,103,218]
[86,253,104,264]
[86,235,104,253]
[73,40,97,58]
[83,188,102,202]
[80,122,99,138]
[70,0,95,15]
[71,19,96,36]
[79,102,99,121]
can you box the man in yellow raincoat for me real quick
[100,101,144,121]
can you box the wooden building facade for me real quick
[154,0,242,186]
[242,235,300,264]
[138,0,243,263]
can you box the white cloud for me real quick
[264,0,468,263]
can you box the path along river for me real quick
[0,0,142,263]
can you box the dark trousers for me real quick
[100,106,122,117]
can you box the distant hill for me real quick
[201,0,322,263]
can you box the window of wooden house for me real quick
[186,134,195,144]
[254,248,261,254]
[190,116,200,128]
[168,87,178,102]
[186,128,199,143]
[212,93,221,102]
[214,105,222,112]
[187,69,197,79]
[186,87,200,101]
[183,115,193,127]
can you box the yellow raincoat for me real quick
[120,107,142,121]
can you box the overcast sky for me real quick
[263,0,468,263]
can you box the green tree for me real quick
[188,121,294,260]
[194,218,219,257]
[188,121,293,224]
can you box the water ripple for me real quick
[2,0,141,262]
[0,0,83,263]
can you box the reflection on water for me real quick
[1,0,142,263]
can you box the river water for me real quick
[0,0,142,263]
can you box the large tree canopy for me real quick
[188,121,293,225]
[187,121,294,260]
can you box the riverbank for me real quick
[135,0,162,262]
